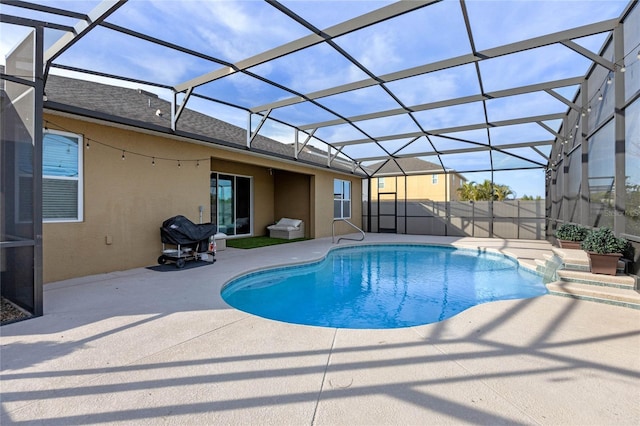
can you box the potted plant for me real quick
[581,227,628,275]
[554,223,589,249]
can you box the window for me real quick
[42,130,83,222]
[211,172,252,236]
[378,177,385,189]
[432,174,438,184]
[334,179,351,219]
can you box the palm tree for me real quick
[456,179,515,201]
[493,183,514,201]
[457,181,478,201]
[476,180,494,201]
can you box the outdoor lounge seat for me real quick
[267,218,304,240]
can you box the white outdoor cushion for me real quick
[268,225,299,231]
[276,218,302,228]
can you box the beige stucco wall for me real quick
[211,159,275,237]
[373,174,463,202]
[314,173,362,237]
[42,113,363,283]
[274,171,311,237]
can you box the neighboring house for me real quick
[21,75,365,282]
[369,158,467,202]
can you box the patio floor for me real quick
[1,235,639,425]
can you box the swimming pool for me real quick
[221,244,547,329]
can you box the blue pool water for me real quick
[221,244,547,329]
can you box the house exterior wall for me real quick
[42,113,362,283]
[274,171,311,237]
[211,159,275,237]
[373,174,463,202]
[315,172,362,237]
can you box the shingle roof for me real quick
[369,157,465,178]
[44,75,365,176]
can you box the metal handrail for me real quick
[332,219,365,244]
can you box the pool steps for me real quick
[535,247,639,310]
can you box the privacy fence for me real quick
[364,200,546,239]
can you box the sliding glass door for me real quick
[210,173,252,236]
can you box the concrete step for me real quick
[550,247,629,273]
[551,247,591,271]
[552,247,590,267]
[556,269,636,290]
[546,281,640,309]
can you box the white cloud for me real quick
[352,29,401,72]
[485,92,568,123]
[387,64,480,106]
[414,102,486,131]
[467,0,627,50]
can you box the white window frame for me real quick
[432,174,438,184]
[334,179,351,219]
[42,129,84,223]
[378,177,385,189]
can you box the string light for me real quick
[556,42,638,160]
[43,119,209,167]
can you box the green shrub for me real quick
[555,223,589,242]
[620,239,635,261]
[581,228,627,254]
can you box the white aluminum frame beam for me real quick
[247,109,272,148]
[44,0,126,64]
[252,19,617,113]
[174,0,438,93]
[171,87,193,131]
[297,77,583,131]
[536,121,564,139]
[295,129,317,159]
[355,140,552,163]
[331,113,565,147]
[544,88,582,112]
[560,40,616,71]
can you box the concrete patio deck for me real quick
[1,235,639,425]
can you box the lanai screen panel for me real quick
[0,0,633,188]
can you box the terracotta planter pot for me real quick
[587,252,621,276]
[558,239,582,249]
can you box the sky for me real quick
[1,0,633,198]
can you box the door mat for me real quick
[146,260,215,272]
